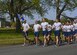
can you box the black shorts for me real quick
[34,32,39,37]
[42,30,48,36]
[54,30,60,37]
[48,31,52,35]
[22,31,28,37]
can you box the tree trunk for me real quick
[9,0,14,22]
[15,13,21,32]
[56,0,67,22]
[14,0,22,33]
[56,0,60,21]
[10,13,14,22]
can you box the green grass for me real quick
[0,28,64,46]
[0,31,43,46]
[0,32,22,45]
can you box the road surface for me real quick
[0,44,77,55]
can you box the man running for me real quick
[53,19,62,46]
[41,18,49,47]
[33,20,41,46]
[22,20,32,46]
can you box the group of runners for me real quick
[22,18,77,47]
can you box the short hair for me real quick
[66,21,70,23]
[24,20,26,23]
[42,18,46,22]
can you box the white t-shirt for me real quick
[47,24,52,31]
[65,25,72,32]
[22,23,30,32]
[53,22,61,30]
[41,22,48,31]
[33,24,41,32]
[70,24,74,31]
[73,23,77,30]
[62,25,67,32]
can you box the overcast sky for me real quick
[4,7,77,24]
[23,7,77,24]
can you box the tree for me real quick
[55,0,77,21]
[1,0,77,32]
[0,0,52,32]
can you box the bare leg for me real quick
[35,37,39,45]
[43,36,47,46]
[67,36,70,44]
[47,35,50,45]
[56,36,59,46]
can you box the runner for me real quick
[22,20,32,46]
[61,23,67,42]
[64,21,72,44]
[47,23,52,45]
[73,20,77,42]
[41,18,49,47]
[53,19,62,46]
[33,20,41,46]
[70,21,75,43]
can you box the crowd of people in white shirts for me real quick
[22,18,77,47]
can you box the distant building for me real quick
[0,21,1,27]
[0,18,5,27]
[0,11,12,28]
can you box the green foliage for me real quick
[0,0,53,18]
[0,0,77,19]
[55,0,77,20]
[61,17,71,24]
[0,28,16,33]
[63,0,77,11]
[61,18,67,24]
[0,0,77,32]
[64,0,70,3]
[0,0,53,33]
[44,18,54,25]
[10,22,16,27]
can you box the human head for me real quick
[55,19,59,22]
[66,21,70,25]
[24,20,26,23]
[42,18,46,22]
[74,19,77,23]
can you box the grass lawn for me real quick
[0,28,64,46]
[0,31,44,46]
[0,32,22,45]
[0,32,55,46]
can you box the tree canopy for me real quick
[0,0,77,32]
[55,0,77,20]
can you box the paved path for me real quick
[0,44,77,55]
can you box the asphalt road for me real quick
[0,44,77,55]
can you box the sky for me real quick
[4,7,77,24]
[23,7,77,24]
[64,7,77,17]
[26,7,56,24]
[0,0,77,24]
